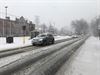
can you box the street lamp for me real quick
[22,26,26,44]
[5,6,8,18]
[5,6,8,36]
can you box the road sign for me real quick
[22,26,26,44]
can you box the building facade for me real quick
[0,16,35,37]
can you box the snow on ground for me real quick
[0,35,70,68]
[0,37,31,51]
[0,50,39,68]
[54,36,70,40]
[0,36,70,52]
[56,36,100,75]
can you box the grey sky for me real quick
[0,0,100,29]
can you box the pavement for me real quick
[56,36,100,75]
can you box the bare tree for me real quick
[59,27,72,35]
[71,19,89,35]
[91,16,100,37]
[40,23,48,33]
[48,24,55,34]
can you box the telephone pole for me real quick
[5,6,8,18]
[5,6,8,36]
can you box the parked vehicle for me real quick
[71,35,79,38]
[32,33,55,46]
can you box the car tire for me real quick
[52,40,54,44]
[42,40,47,46]
[32,43,35,46]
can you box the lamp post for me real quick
[3,20,5,36]
[5,6,8,36]
[5,6,8,18]
[22,26,26,44]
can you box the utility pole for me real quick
[22,26,26,44]
[3,20,5,36]
[10,20,12,35]
[5,6,8,36]
[35,16,40,30]
[5,6,8,18]
[53,22,56,34]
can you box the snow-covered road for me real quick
[0,36,70,68]
[56,36,100,75]
[0,50,38,68]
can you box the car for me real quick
[31,33,55,46]
[71,35,79,38]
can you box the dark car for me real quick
[32,33,55,46]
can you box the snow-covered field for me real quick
[0,36,70,52]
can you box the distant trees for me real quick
[71,19,89,35]
[59,27,72,35]
[90,16,100,37]
[40,23,48,33]
[38,16,100,37]
[40,23,58,35]
[48,24,55,34]
[39,19,91,36]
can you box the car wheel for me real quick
[32,43,35,46]
[42,40,47,46]
[52,40,54,44]
[42,42,45,46]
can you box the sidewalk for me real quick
[56,36,100,75]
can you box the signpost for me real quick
[22,26,26,44]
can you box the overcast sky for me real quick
[0,0,100,29]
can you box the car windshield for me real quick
[37,34,46,37]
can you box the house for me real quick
[0,16,35,37]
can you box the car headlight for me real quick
[38,39,43,41]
